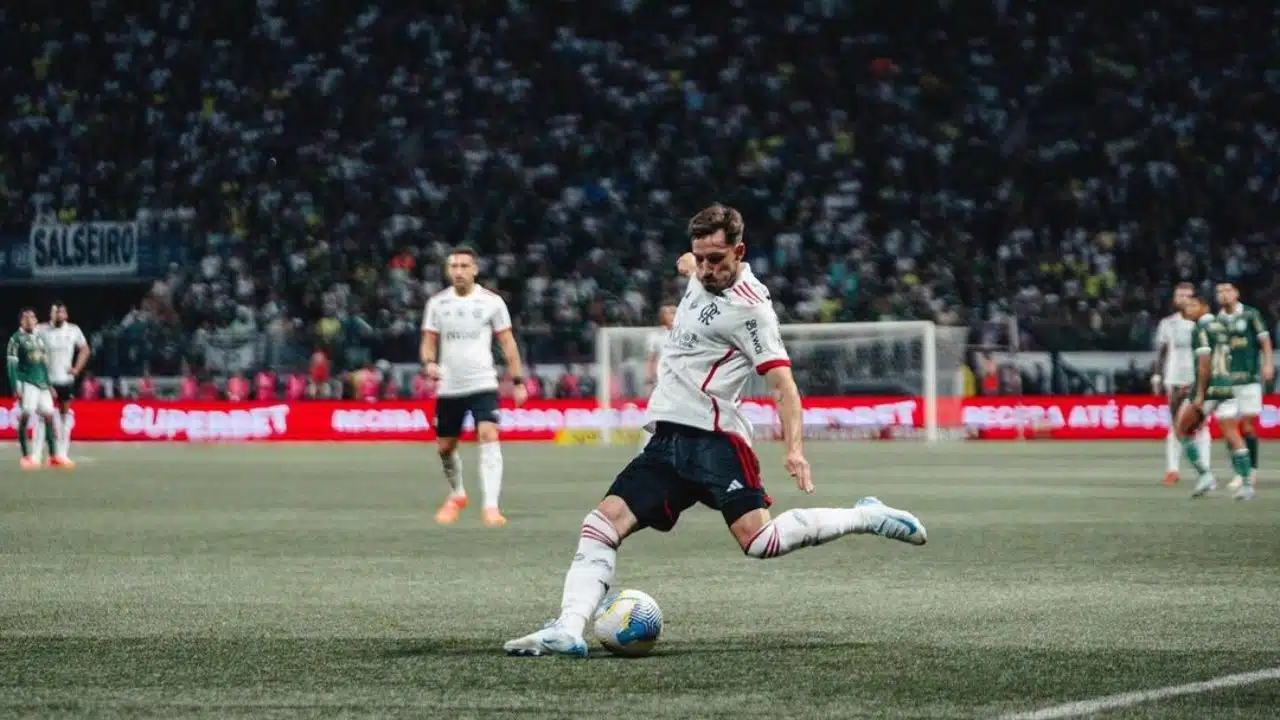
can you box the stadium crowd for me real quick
[4,0,1280,398]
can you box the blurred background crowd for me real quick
[3,0,1278,399]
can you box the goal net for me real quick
[595,321,971,444]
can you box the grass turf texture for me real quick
[1,441,1278,719]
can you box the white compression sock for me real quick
[30,419,45,463]
[744,507,878,559]
[1195,426,1211,470]
[441,452,465,496]
[558,510,620,636]
[1165,431,1181,473]
[57,412,71,458]
[479,442,503,509]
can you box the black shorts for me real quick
[51,382,76,405]
[606,422,772,532]
[434,391,500,438]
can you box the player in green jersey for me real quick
[1215,282,1273,499]
[6,308,59,470]
[1176,294,1254,498]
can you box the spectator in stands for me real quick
[136,374,157,400]
[5,0,1278,391]
[179,374,199,401]
[285,371,308,401]
[226,374,250,403]
[80,373,103,401]
[355,364,380,403]
[256,369,278,401]
[411,372,437,401]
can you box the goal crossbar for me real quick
[597,320,965,444]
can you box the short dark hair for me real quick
[688,204,744,245]
[448,246,478,259]
[19,307,35,320]
[1175,282,1194,291]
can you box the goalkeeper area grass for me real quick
[2,441,1277,718]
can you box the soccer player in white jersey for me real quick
[420,247,528,527]
[638,303,677,448]
[1153,283,1210,486]
[37,303,90,468]
[504,204,927,658]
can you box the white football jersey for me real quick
[421,286,512,397]
[36,322,88,385]
[646,266,790,444]
[1154,313,1195,387]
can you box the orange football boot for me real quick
[435,494,468,525]
[1162,471,1178,487]
[19,456,41,471]
[49,456,77,470]
[482,508,507,527]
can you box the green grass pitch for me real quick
[1,441,1278,718]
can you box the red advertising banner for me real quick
[1,396,1278,443]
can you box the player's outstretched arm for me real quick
[420,298,441,378]
[1192,329,1211,408]
[676,252,696,277]
[765,364,812,494]
[72,328,90,378]
[1255,315,1274,384]
[1152,322,1168,394]
[495,329,527,405]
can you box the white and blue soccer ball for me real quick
[592,589,663,657]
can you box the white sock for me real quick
[558,510,620,636]
[1165,431,1181,473]
[57,412,71,458]
[744,507,876,559]
[31,419,45,462]
[479,442,503,509]
[441,452,465,496]
[1195,426,1211,470]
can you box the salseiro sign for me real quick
[29,221,139,278]
[0,221,187,284]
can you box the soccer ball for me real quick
[592,589,663,657]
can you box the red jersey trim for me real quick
[730,283,767,306]
[700,347,738,431]
[755,359,791,375]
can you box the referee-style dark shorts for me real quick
[606,422,772,532]
[51,382,76,407]
[434,391,500,438]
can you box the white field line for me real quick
[1000,666,1280,719]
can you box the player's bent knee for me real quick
[595,496,639,541]
[476,421,500,444]
[729,508,772,554]
[437,438,459,456]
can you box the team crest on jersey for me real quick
[698,304,720,326]
[671,328,699,350]
[1235,319,1247,332]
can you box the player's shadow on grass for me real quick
[380,639,874,659]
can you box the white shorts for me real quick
[17,383,55,417]
[1213,381,1264,420]
[1230,383,1263,417]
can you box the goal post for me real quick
[596,320,970,444]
